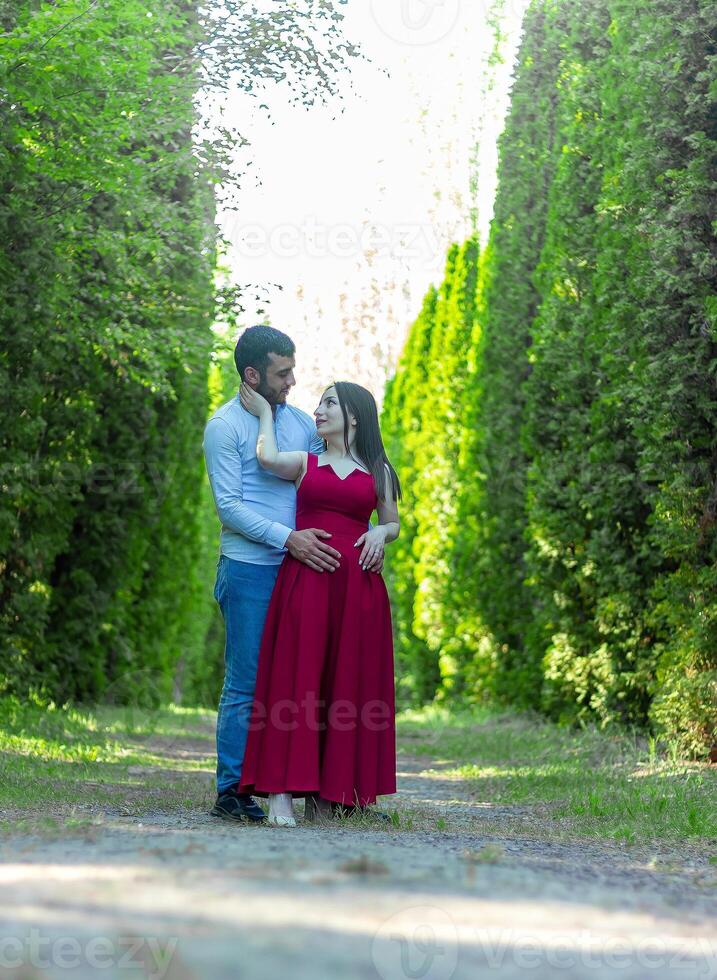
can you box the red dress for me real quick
[237,452,397,807]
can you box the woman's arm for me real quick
[239,382,306,482]
[376,498,400,543]
[373,478,400,548]
[377,462,400,541]
[354,464,400,571]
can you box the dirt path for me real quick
[1,724,716,979]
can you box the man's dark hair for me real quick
[234,325,295,381]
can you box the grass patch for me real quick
[396,703,717,845]
[0,695,216,816]
[2,696,714,847]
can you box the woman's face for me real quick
[314,385,354,441]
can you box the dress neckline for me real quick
[315,456,371,482]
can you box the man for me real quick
[204,325,349,823]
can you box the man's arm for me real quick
[203,417,292,551]
[309,428,325,455]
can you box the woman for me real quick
[237,380,401,826]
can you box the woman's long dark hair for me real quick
[324,381,402,502]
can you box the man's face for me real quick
[255,352,296,406]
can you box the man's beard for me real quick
[256,377,283,405]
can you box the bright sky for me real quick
[215,0,528,413]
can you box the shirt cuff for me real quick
[265,522,293,551]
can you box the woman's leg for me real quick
[304,793,334,821]
[268,792,297,826]
[268,793,295,817]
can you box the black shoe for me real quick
[210,787,267,823]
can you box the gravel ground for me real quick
[1,733,716,979]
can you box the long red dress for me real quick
[237,452,397,807]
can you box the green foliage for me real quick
[412,239,480,697]
[454,0,576,710]
[383,0,717,758]
[522,0,717,753]
[382,287,438,704]
[0,0,359,706]
[0,0,215,704]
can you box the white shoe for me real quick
[268,792,297,828]
[267,814,297,828]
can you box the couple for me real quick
[203,325,401,827]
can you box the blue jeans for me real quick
[213,555,281,794]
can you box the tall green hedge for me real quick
[412,239,480,696]
[382,287,438,705]
[0,0,215,705]
[523,0,717,754]
[0,0,358,706]
[382,0,717,757]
